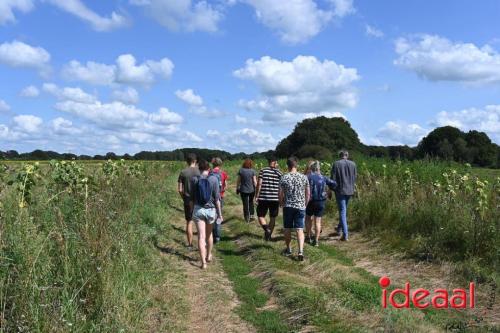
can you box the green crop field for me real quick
[0,158,498,332]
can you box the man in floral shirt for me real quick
[279,156,310,261]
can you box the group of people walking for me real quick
[177,151,357,268]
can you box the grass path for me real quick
[152,173,256,333]
[152,168,497,332]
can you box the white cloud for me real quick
[42,83,97,104]
[13,114,43,133]
[0,0,34,25]
[243,0,354,44]
[207,127,277,152]
[51,117,82,135]
[432,105,500,143]
[0,100,11,113]
[149,107,183,124]
[394,34,500,84]
[20,85,40,97]
[112,87,139,104]
[130,0,223,33]
[62,60,116,86]
[175,88,224,117]
[116,54,174,85]
[329,0,355,17]
[365,24,383,38]
[175,89,203,106]
[45,0,128,31]
[375,121,428,146]
[234,55,359,124]
[62,54,174,86]
[0,40,50,72]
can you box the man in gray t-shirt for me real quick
[330,150,357,241]
[177,153,200,249]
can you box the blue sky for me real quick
[0,0,499,154]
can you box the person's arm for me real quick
[255,170,262,201]
[213,181,223,220]
[236,174,241,194]
[252,175,257,188]
[279,187,284,207]
[305,180,311,204]
[177,174,184,198]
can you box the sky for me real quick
[0,0,499,155]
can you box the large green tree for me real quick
[275,117,362,158]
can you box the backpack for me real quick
[209,169,223,191]
[310,174,326,201]
[195,176,213,206]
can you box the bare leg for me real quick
[305,215,312,240]
[206,223,213,262]
[269,216,276,234]
[195,221,207,268]
[284,228,292,250]
[314,217,322,243]
[186,220,193,246]
[297,229,305,253]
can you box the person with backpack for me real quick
[210,157,228,243]
[192,159,223,269]
[331,150,357,241]
[279,156,310,261]
[305,161,336,246]
[236,158,257,223]
[177,153,200,250]
[255,156,282,241]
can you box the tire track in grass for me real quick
[218,187,484,332]
[156,173,256,333]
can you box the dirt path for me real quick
[156,211,255,333]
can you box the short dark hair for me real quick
[286,156,298,169]
[267,155,277,164]
[198,159,210,171]
[339,150,349,158]
[186,153,197,165]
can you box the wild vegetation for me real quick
[1,157,498,332]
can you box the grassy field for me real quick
[0,158,498,332]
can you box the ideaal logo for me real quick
[379,276,475,309]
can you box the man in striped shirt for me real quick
[255,156,283,241]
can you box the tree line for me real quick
[2,117,499,168]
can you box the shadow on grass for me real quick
[217,243,274,257]
[221,231,262,242]
[167,203,184,213]
[152,238,196,262]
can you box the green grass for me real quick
[217,234,291,333]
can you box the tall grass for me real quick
[0,161,185,332]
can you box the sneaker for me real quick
[214,237,221,244]
[298,252,304,261]
[186,245,194,251]
[282,248,292,257]
[339,236,348,242]
[264,229,271,241]
[314,240,319,247]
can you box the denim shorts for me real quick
[305,200,326,217]
[283,207,305,229]
[193,206,216,224]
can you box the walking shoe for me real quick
[306,236,312,244]
[214,237,221,244]
[186,245,194,251]
[297,252,304,261]
[282,248,292,257]
[339,236,348,242]
[313,240,319,247]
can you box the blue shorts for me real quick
[306,200,326,217]
[283,207,305,229]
